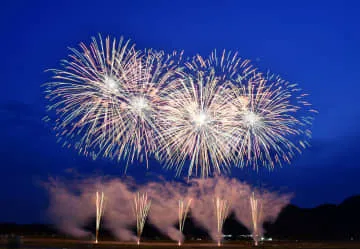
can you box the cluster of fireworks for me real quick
[46,176,291,246]
[44,35,316,177]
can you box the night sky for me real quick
[1,0,360,223]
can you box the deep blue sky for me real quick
[1,0,360,223]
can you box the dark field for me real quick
[3,238,360,249]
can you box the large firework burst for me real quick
[44,36,316,177]
[44,35,182,169]
[229,73,317,169]
[157,70,238,177]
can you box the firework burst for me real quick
[229,73,317,170]
[44,35,316,177]
[44,35,138,160]
[44,35,183,169]
[98,48,183,168]
[157,69,239,177]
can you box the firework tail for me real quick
[215,197,230,246]
[178,198,192,245]
[95,191,105,243]
[250,192,263,246]
[134,192,151,245]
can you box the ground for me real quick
[2,238,360,249]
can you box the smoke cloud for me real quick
[46,176,291,243]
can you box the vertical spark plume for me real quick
[178,198,192,245]
[250,192,263,246]
[95,191,105,243]
[215,197,230,246]
[134,192,151,245]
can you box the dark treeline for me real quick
[265,195,360,240]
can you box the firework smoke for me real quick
[144,181,187,243]
[47,176,291,243]
[46,179,94,238]
[232,188,291,246]
[187,177,232,242]
[102,180,136,241]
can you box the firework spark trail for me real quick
[187,49,316,172]
[214,197,230,246]
[178,198,192,245]
[156,50,262,177]
[44,35,183,171]
[250,192,263,246]
[95,191,105,243]
[158,70,239,177]
[229,73,317,170]
[133,192,151,245]
[186,50,261,86]
[101,49,184,169]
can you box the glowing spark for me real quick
[215,197,230,246]
[192,111,208,127]
[104,76,118,90]
[250,192,263,247]
[132,96,148,112]
[178,198,192,245]
[243,111,261,127]
[133,192,151,244]
[95,191,105,244]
